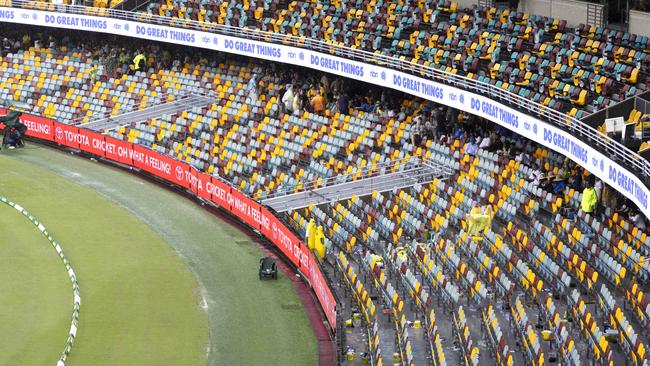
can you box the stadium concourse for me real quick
[1,8,650,366]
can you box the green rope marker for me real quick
[0,195,80,366]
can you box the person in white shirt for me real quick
[630,211,646,231]
[292,90,302,115]
[282,85,294,113]
[410,114,423,146]
[594,179,603,202]
[479,135,491,149]
[528,164,543,187]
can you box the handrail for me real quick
[7,0,649,183]
[71,90,184,126]
[0,195,81,366]
[262,156,423,200]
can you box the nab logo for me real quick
[459,94,465,105]
[175,166,184,181]
[124,23,129,31]
[213,37,218,45]
[288,51,296,59]
[369,71,378,78]
[55,126,63,141]
[202,36,210,43]
[380,71,386,81]
[298,52,304,61]
[532,124,538,135]
[600,159,604,172]
[32,13,37,20]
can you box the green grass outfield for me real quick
[0,144,316,365]
[0,197,70,365]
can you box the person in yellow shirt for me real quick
[581,176,598,214]
[133,51,147,72]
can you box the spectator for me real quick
[594,178,603,202]
[567,170,583,191]
[292,89,302,115]
[2,38,11,56]
[311,92,325,114]
[618,199,633,216]
[466,138,479,156]
[423,119,435,141]
[513,148,525,162]
[581,176,598,214]
[478,133,491,149]
[282,85,294,114]
[247,74,258,93]
[552,162,570,193]
[337,93,349,114]
[397,107,407,122]
[410,114,424,146]
[21,34,30,49]
[629,210,646,231]
[528,163,543,187]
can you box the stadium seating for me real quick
[3,30,650,365]
[139,0,649,116]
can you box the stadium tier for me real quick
[14,0,650,117]
[140,0,649,117]
[1,1,650,365]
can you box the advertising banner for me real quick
[208,176,231,210]
[103,135,134,165]
[228,188,261,230]
[260,207,306,269]
[132,144,188,187]
[54,123,81,149]
[21,114,54,141]
[309,254,337,329]
[78,129,108,157]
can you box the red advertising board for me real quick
[103,135,134,165]
[191,169,219,203]
[309,254,337,329]
[78,129,107,157]
[228,188,261,230]
[259,207,309,269]
[21,114,54,141]
[132,144,189,188]
[187,167,202,196]
[208,176,231,209]
[54,123,81,149]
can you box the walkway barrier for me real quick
[0,195,80,366]
[0,108,337,332]
[1,2,650,218]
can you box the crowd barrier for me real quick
[0,195,81,366]
[0,110,337,331]
[1,4,649,219]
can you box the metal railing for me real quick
[7,0,650,182]
[70,91,183,126]
[262,157,431,200]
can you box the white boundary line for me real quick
[0,195,80,366]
